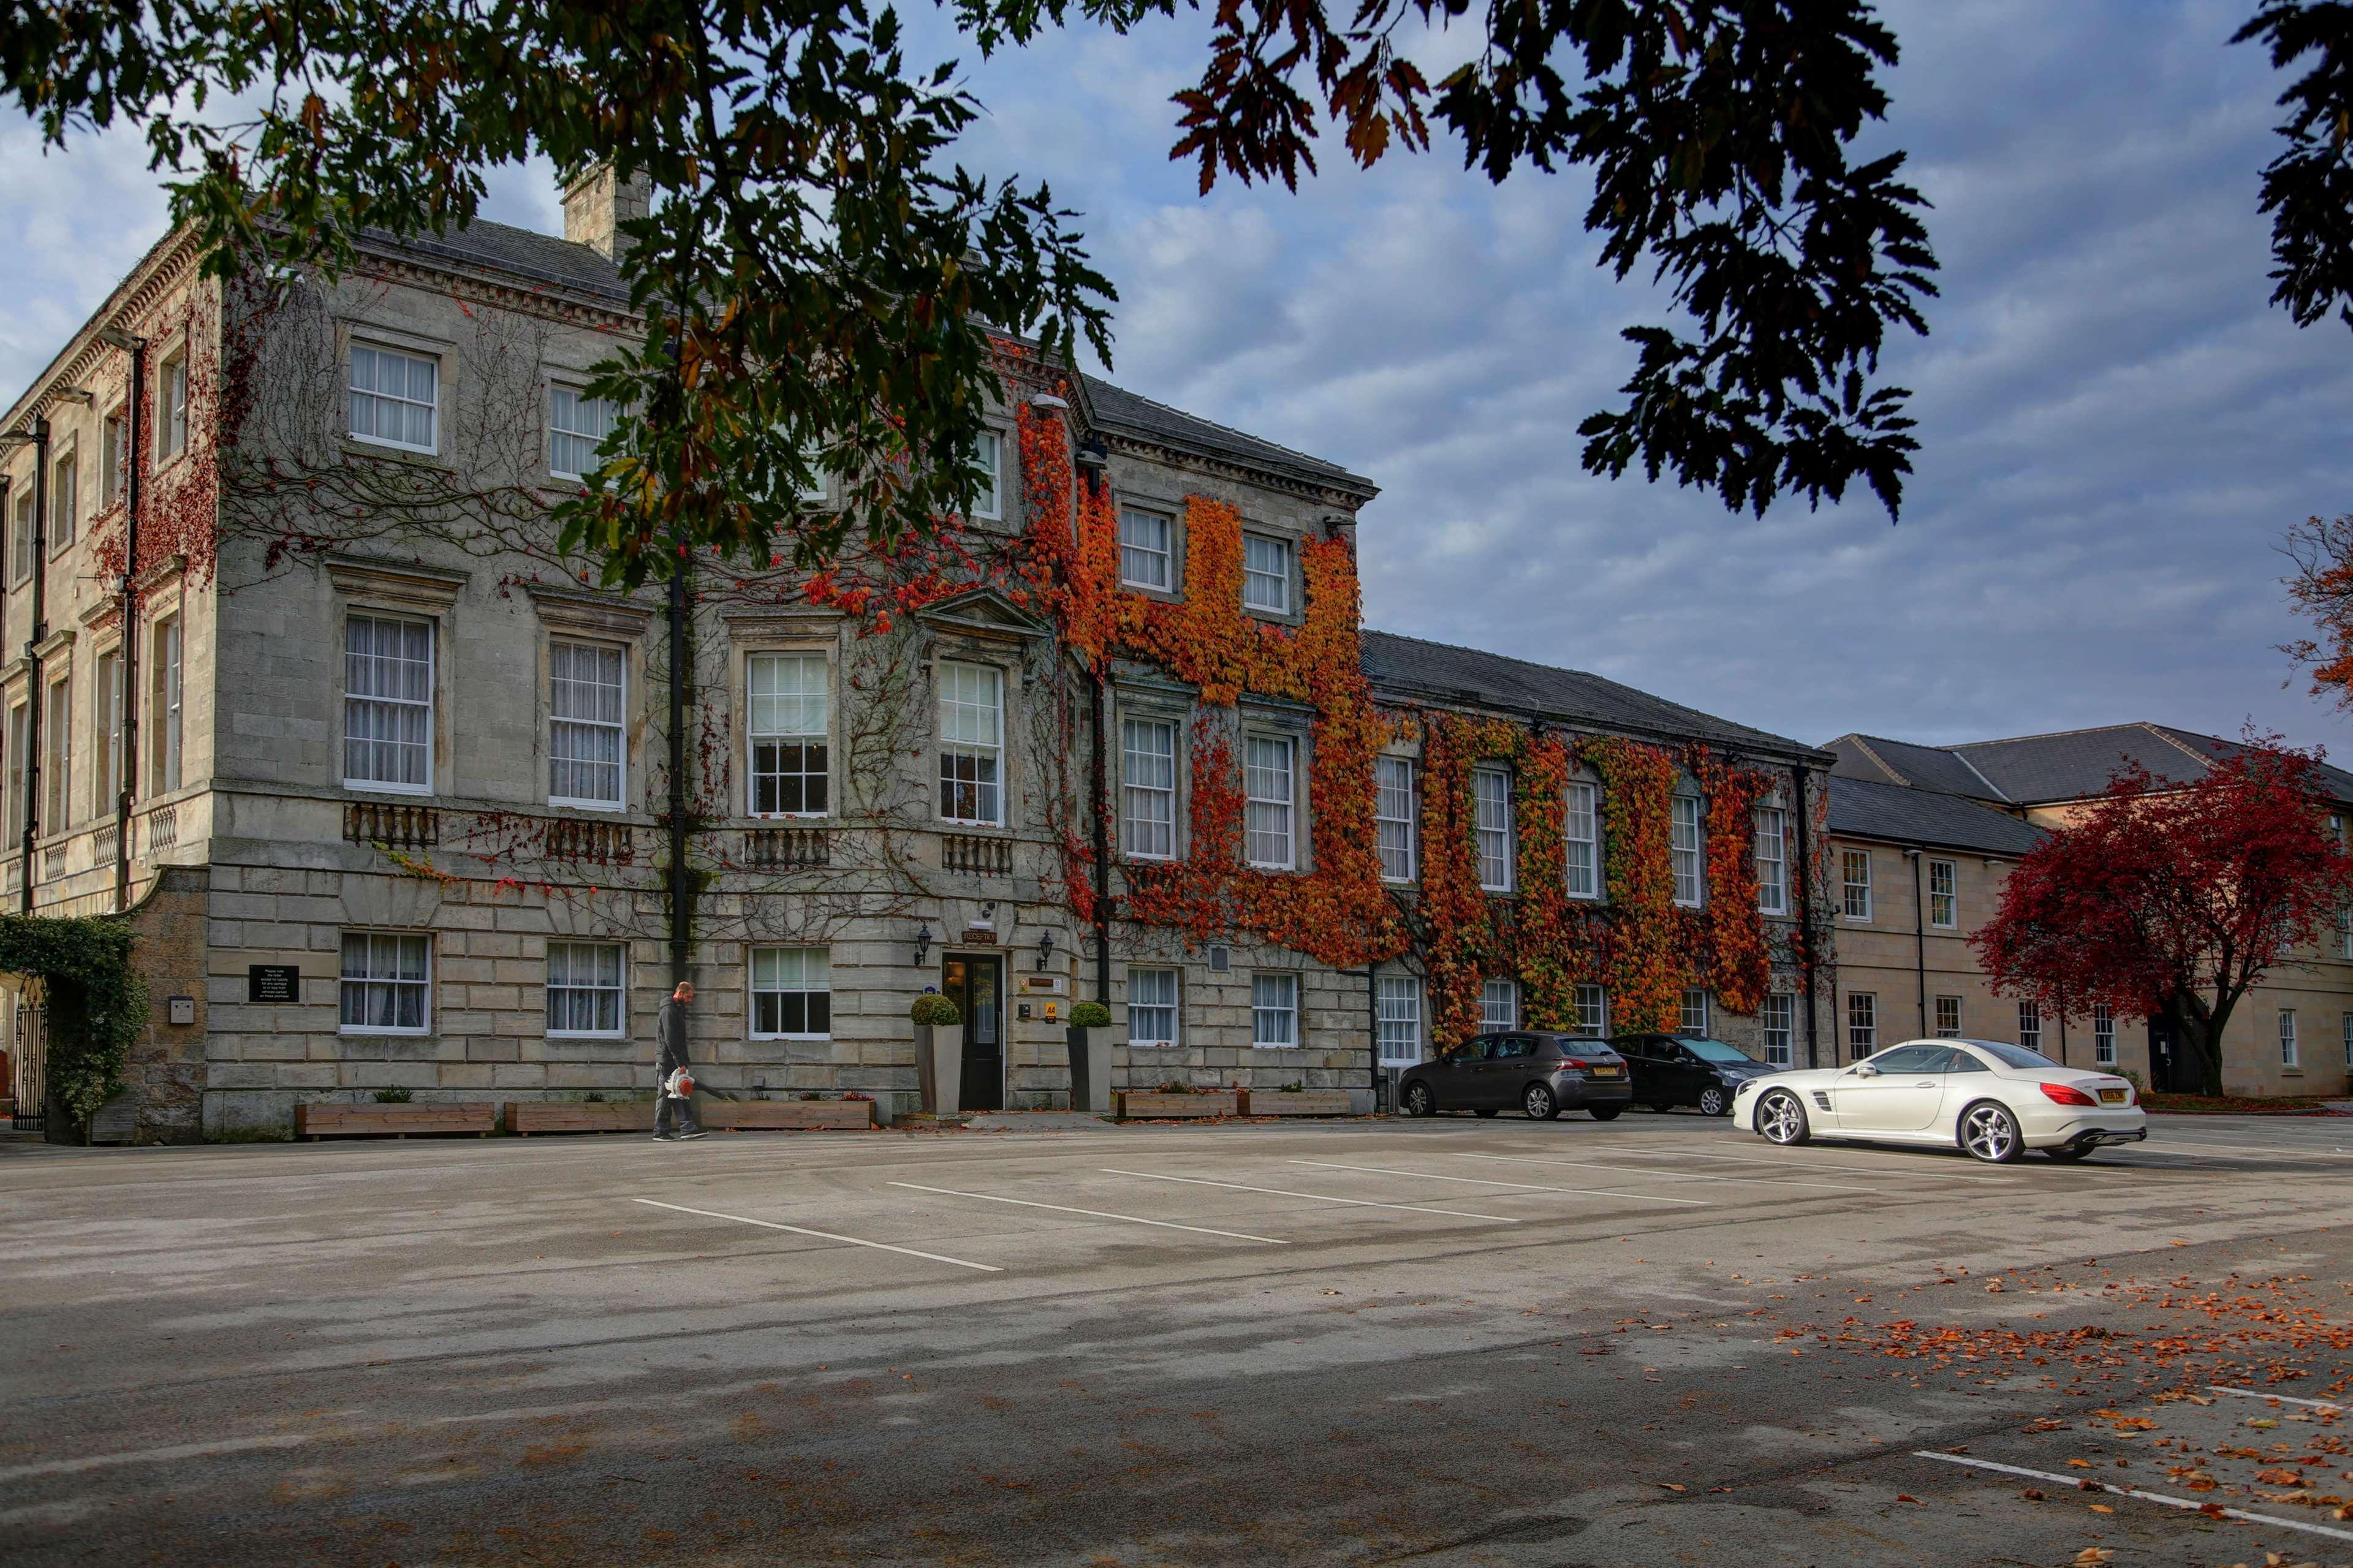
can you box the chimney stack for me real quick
[562,165,651,263]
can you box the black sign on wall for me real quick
[247,964,301,1003]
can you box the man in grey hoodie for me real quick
[653,979,708,1141]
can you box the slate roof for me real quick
[1360,631,1820,757]
[1079,374,1373,494]
[1823,722,2353,810]
[362,219,632,304]
[1828,734,2009,802]
[1825,775,2046,857]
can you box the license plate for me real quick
[2099,1088,2127,1104]
[1591,1066,1622,1078]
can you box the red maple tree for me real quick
[1972,737,2353,1096]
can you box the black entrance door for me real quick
[2149,1018,2191,1093]
[942,955,1004,1112]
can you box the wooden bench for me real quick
[1115,1091,1238,1119]
[504,1101,656,1135]
[702,1100,875,1131]
[294,1102,498,1140]
[1241,1090,1354,1116]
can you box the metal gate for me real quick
[11,996,45,1133]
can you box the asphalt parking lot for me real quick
[3,1111,2350,1566]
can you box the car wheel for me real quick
[1474,1108,1500,1118]
[1403,1080,1435,1118]
[2042,1143,2094,1164]
[1697,1085,1730,1118]
[1523,1083,1559,1121]
[1757,1090,1809,1146]
[1588,1105,1622,1122]
[1959,1101,2024,1164]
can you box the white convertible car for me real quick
[1729,1037,2146,1164]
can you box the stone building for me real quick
[2,172,1836,1140]
[1827,726,2353,1098]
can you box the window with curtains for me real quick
[1565,779,1599,899]
[2018,999,2041,1053]
[1474,765,1514,892]
[748,653,829,816]
[44,677,70,829]
[339,931,431,1034]
[157,348,188,460]
[2094,1003,2116,1064]
[1482,978,1518,1031]
[1929,858,1957,928]
[347,343,439,453]
[1376,756,1417,882]
[1847,991,1877,1059]
[548,385,617,479]
[938,662,1004,824]
[343,615,433,792]
[1376,975,1422,1064]
[1127,966,1180,1046]
[1680,988,1709,1036]
[1241,533,1291,613]
[749,947,830,1038]
[1121,717,1176,859]
[2342,1011,2352,1068]
[1841,849,1873,920]
[2337,906,2351,960]
[1572,985,1608,1038]
[971,430,1002,520]
[1245,735,1295,869]
[1119,509,1172,589]
[545,942,625,1037]
[1671,792,1704,906]
[149,616,183,795]
[1252,972,1300,1047]
[1754,806,1787,914]
[94,651,122,816]
[1761,993,1794,1066]
[548,641,625,808]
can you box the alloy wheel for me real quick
[1523,1083,1558,1120]
[1759,1093,1805,1145]
[1697,1085,1728,1117]
[1961,1104,2020,1163]
[1404,1082,1434,1118]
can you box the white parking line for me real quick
[0,1434,310,1485]
[1909,1450,2353,1545]
[1099,1169,1521,1223]
[2136,1140,2353,1161]
[630,1198,1001,1273]
[1588,1147,2014,1183]
[887,1182,1289,1244]
[1457,1151,1875,1195]
[2208,1385,2344,1411]
[1287,1159,1709,1206]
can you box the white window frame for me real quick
[1678,987,1709,1036]
[339,931,432,1036]
[1241,532,1292,615]
[1571,984,1608,1039]
[1474,765,1514,892]
[149,615,183,795]
[1847,990,1877,1059]
[970,429,1002,521]
[3,702,25,844]
[8,485,31,586]
[99,405,126,510]
[1841,848,1873,922]
[937,661,1005,827]
[1482,978,1518,1031]
[50,440,77,551]
[43,675,70,831]
[94,649,122,817]
[548,383,617,480]
[1121,716,1178,860]
[2017,999,2041,1053]
[1564,779,1600,900]
[1671,792,1704,907]
[545,941,626,1038]
[1375,756,1417,883]
[749,946,832,1040]
[1761,993,1794,1066]
[1127,966,1180,1047]
[1245,734,1296,870]
[1376,974,1422,1065]
[347,342,440,455]
[2337,905,2351,961]
[1118,507,1173,590]
[2279,1006,2300,1068]
[1755,806,1787,915]
[747,651,830,818]
[342,613,435,795]
[157,347,189,462]
[2093,1002,2116,1066]
[1251,971,1300,1048]
[1928,857,1957,930]
[2341,1010,2352,1069]
[1933,994,1961,1038]
[548,639,627,810]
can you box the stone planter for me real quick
[295,1102,498,1139]
[505,1100,656,1135]
[915,1023,964,1115]
[1115,1090,1238,1120]
[704,1099,875,1131]
[1066,1026,1112,1114]
[1241,1089,1355,1117]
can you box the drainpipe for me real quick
[19,416,51,913]
[665,557,690,985]
[1365,963,1381,1112]
[105,330,146,914]
[1792,761,1819,1067]
[1089,671,1110,1005]
[1904,847,1927,1038]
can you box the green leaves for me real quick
[2237,2,2353,330]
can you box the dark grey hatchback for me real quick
[1398,1032,1634,1121]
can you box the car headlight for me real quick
[1735,1080,1757,1096]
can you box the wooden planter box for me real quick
[295,1102,497,1140]
[1241,1089,1354,1117]
[704,1099,876,1131]
[1115,1091,1238,1120]
[504,1101,656,1135]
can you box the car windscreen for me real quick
[1969,1040,2061,1070]
[1677,1037,1756,1064]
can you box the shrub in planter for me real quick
[911,993,964,1112]
[373,1086,414,1104]
[911,994,962,1026]
[1069,1001,1111,1029]
[1066,1001,1113,1113]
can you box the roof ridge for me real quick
[1949,721,2164,751]
[2138,721,2221,773]
[1848,736,1911,788]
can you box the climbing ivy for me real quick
[0,915,146,1124]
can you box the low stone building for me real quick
[2,172,1838,1140]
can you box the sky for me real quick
[4,0,2350,756]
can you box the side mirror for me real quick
[1851,1063,1880,1078]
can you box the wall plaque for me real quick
[247,964,301,1003]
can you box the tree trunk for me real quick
[2164,992,2227,1097]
